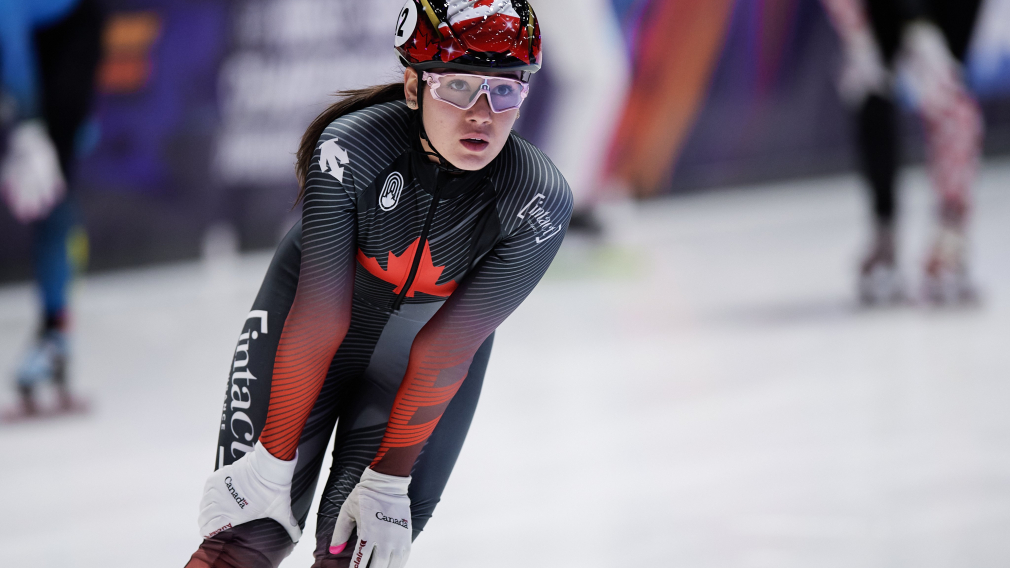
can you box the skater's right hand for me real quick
[330,467,412,568]
[0,120,66,224]
[197,441,301,543]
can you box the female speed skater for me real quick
[1,0,104,415]
[819,0,984,305]
[185,2,571,567]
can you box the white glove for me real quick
[198,441,301,543]
[898,20,961,110]
[1,120,66,223]
[330,468,412,568]
[837,28,890,106]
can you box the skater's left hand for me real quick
[197,441,301,543]
[330,467,412,568]
[0,120,66,224]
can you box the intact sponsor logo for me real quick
[207,523,233,538]
[219,310,269,468]
[353,539,368,568]
[517,193,563,244]
[379,171,405,211]
[319,138,351,183]
[224,476,249,509]
[375,511,409,529]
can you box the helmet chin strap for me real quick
[413,92,466,175]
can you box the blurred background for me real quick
[2,0,1010,566]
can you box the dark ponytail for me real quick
[295,82,406,203]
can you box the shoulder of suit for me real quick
[316,101,413,189]
[488,133,574,237]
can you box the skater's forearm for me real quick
[258,130,359,462]
[819,0,870,40]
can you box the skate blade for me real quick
[858,269,907,307]
[919,275,981,307]
[0,397,90,425]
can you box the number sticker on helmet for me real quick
[394,1,418,48]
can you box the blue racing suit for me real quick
[0,0,102,334]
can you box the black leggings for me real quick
[33,0,104,178]
[186,223,491,568]
[25,0,104,323]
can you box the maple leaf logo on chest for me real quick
[356,238,458,298]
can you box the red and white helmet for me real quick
[394,0,542,79]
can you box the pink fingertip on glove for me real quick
[329,542,348,555]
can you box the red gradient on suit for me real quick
[369,322,478,474]
[357,238,458,298]
[259,277,352,461]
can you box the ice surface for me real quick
[2,164,1009,567]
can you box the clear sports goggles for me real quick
[421,72,530,113]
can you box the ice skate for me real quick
[15,384,39,417]
[2,330,86,424]
[921,225,977,305]
[858,225,905,306]
[17,329,68,386]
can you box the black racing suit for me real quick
[187,100,572,568]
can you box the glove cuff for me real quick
[360,467,411,496]
[251,441,298,485]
